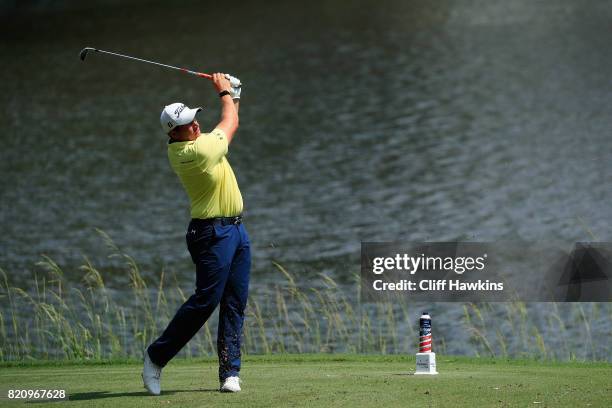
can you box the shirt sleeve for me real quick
[193,128,229,168]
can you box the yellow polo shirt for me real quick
[167,128,243,219]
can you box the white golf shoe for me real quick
[142,351,162,395]
[220,376,241,393]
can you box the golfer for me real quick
[142,73,250,395]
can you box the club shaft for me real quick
[91,48,212,79]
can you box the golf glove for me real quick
[225,74,242,100]
[230,86,241,99]
[225,74,241,87]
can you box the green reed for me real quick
[459,301,611,361]
[0,234,610,362]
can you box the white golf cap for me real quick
[160,102,203,133]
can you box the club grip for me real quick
[196,72,213,79]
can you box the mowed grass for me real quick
[0,355,610,407]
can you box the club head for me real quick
[79,47,95,61]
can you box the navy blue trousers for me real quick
[148,219,250,381]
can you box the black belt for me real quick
[191,215,243,226]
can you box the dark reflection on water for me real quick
[1,0,611,285]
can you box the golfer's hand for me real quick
[225,74,241,88]
[225,74,242,100]
[212,73,232,94]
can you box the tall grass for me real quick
[0,234,610,362]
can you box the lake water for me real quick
[1,0,611,359]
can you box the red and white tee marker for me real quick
[415,312,438,375]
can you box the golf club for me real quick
[79,47,212,79]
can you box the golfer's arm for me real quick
[216,95,239,144]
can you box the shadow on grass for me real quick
[26,389,219,403]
